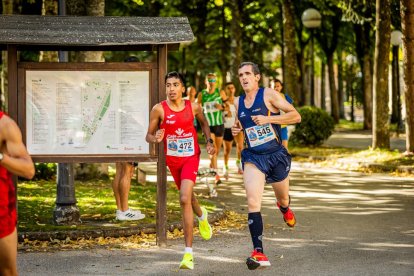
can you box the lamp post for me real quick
[302,8,321,106]
[390,30,403,135]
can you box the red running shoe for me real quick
[277,201,296,227]
[246,250,271,270]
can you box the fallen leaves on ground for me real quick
[18,210,247,252]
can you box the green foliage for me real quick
[34,163,57,180]
[290,106,335,146]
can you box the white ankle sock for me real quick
[184,247,193,254]
[198,210,206,221]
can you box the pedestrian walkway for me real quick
[323,129,406,151]
[17,129,414,275]
[18,162,414,275]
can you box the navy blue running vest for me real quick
[238,87,282,153]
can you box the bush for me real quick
[290,106,335,146]
[34,163,57,180]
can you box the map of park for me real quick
[81,80,112,144]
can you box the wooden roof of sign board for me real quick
[0,15,194,51]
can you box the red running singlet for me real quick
[0,111,17,238]
[159,100,200,188]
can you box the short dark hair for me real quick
[274,78,283,85]
[225,81,234,86]
[165,71,186,87]
[239,62,260,75]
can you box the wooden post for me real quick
[156,44,168,247]
[7,45,17,121]
[7,45,19,191]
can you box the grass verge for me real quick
[18,177,215,233]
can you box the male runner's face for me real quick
[207,75,217,89]
[166,77,184,101]
[238,65,259,92]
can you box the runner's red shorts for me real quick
[0,168,16,239]
[167,154,200,190]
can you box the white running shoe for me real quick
[210,189,218,198]
[116,209,145,221]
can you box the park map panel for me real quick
[26,71,150,155]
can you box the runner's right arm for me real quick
[145,104,165,143]
[0,116,34,179]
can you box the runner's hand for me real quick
[206,142,215,155]
[153,129,165,143]
[231,121,242,136]
[251,115,268,126]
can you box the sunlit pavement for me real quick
[18,149,414,275]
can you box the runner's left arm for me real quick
[251,88,301,126]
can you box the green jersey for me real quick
[201,88,223,126]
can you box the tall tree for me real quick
[372,0,391,149]
[282,0,299,102]
[355,21,374,130]
[66,0,104,62]
[39,0,59,62]
[401,0,414,154]
[339,0,376,129]
[229,0,242,90]
[315,9,342,123]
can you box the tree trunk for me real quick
[401,0,414,154]
[67,0,104,62]
[229,0,242,93]
[282,0,299,103]
[372,0,391,149]
[40,0,59,62]
[278,1,285,84]
[337,49,345,119]
[328,53,340,123]
[42,0,58,15]
[355,22,374,130]
[362,53,373,129]
[390,46,399,124]
[321,61,326,110]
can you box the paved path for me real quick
[324,130,406,151]
[18,161,414,275]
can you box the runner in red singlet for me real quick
[0,111,35,276]
[146,71,215,270]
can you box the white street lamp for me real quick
[302,8,322,106]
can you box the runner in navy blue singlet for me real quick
[231,62,301,270]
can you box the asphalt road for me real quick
[18,162,414,275]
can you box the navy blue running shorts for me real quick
[241,146,291,183]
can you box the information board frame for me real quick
[18,62,159,163]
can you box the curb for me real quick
[18,204,227,242]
